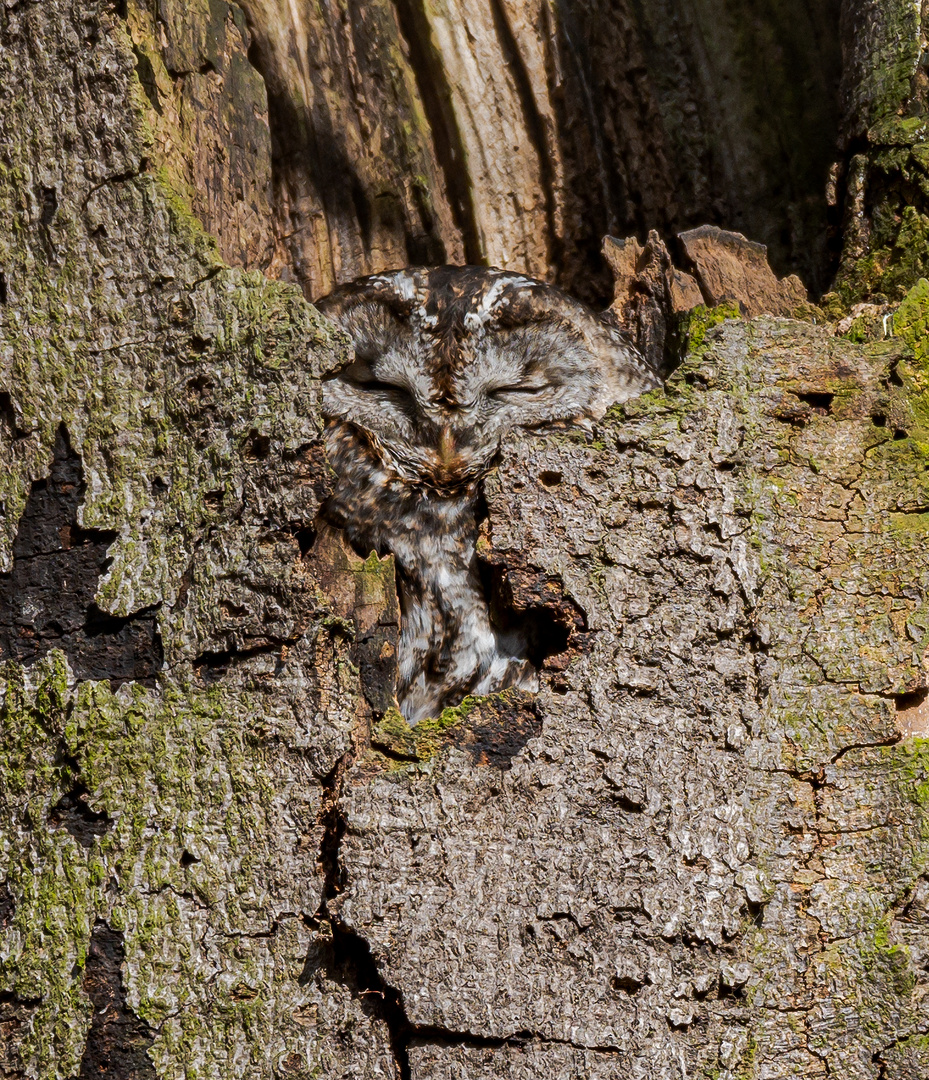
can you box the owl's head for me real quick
[317,267,659,490]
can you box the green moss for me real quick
[841,307,891,344]
[370,706,413,757]
[870,115,929,146]
[681,301,744,356]
[894,277,929,365]
[879,1032,929,1062]
[370,691,519,768]
[151,166,222,267]
[857,0,921,127]
[889,511,929,535]
[735,1033,758,1080]
[883,207,929,299]
[877,737,929,808]
[837,181,929,306]
[0,654,332,1070]
[833,0,929,308]
[411,695,484,760]
[861,919,917,995]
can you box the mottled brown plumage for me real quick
[318,266,659,723]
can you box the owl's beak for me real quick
[437,425,456,465]
[431,425,466,487]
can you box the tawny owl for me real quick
[317,266,659,724]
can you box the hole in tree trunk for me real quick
[244,0,842,302]
[0,425,163,685]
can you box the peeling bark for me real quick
[77,923,157,1080]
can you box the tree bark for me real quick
[831,0,929,304]
[122,0,929,310]
[2,1,929,1079]
[124,0,853,303]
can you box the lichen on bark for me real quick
[0,1,395,1074]
[832,0,929,306]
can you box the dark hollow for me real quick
[895,687,929,712]
[0,426,162,685]
[47,783,112,849]
[77,922,157,1080]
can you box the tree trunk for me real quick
[2,2,929,1079]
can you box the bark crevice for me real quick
[76,922,157,1080]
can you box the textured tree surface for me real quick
[833,0,929,304]
[121,0,927,307]
[3,1,929,1079]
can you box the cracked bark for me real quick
[2,1,929,1079]
[120,0,855,304]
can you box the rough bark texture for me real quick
[3,1,929,1079]
[830,0,929,305]
[122,0,852,304]
[343,311,929,1079]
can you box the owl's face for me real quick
[318,267,659,490]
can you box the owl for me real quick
[317,266,660,724]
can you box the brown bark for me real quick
[125,0,854,304]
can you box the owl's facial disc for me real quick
[323,347,505,487]
[324,346,568,489]
[318,267,659,492]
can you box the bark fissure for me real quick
[77,922,157,1080]
[0,426,162,686]
[388,0,484,265]
[307,748,414,1079]
[485,0,560,270]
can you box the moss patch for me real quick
[681,301,744,357]
[369,695,488,766]
[894,277,929,365]
[0,654,330,1074]
[368,688,541,771]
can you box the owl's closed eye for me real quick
[319,265,658,487]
